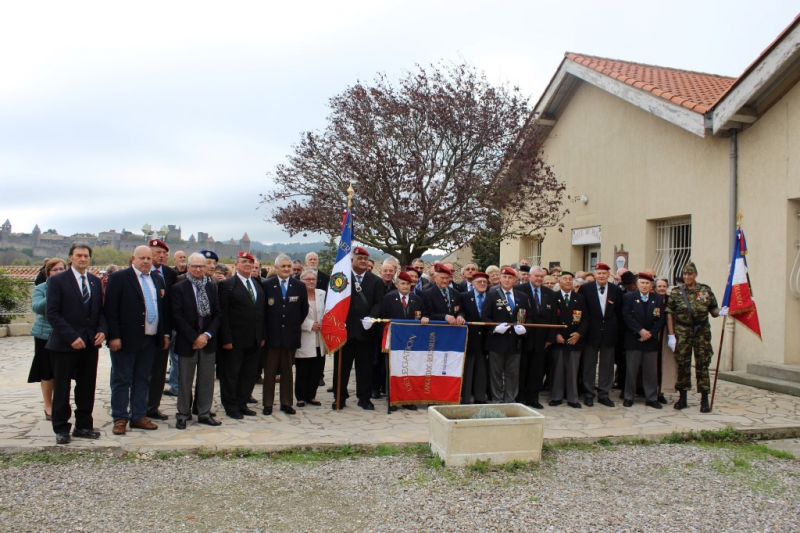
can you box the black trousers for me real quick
[50,347,98,434]
[295,348,324,402]
[518,348,548,404]
[147,343,168,415]
[220,345,260,414]
[332,339,372,403]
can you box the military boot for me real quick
[674,390,688,410]
[700,392,710,413]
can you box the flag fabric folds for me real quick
[321,209,353,352]
[721,227,762,339]
[387,321,467,406]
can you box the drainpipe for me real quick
[724,129,738,372]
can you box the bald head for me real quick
[132,245,153,275]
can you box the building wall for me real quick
[736,80,800,367]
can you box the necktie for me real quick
[401,295,407,308]
[80,275,90,309]
[416,279,422,292]
[506,291,515,312]
[141,274,156,323]
[476,293,484,313]
[600,285,605,295]
[281,278,287,297]
[442,288,451,310]
[642,294,649,303]
[534,288,541,313]
[246,279,256,303]
[564,293,570,306]
[356,274,363,285]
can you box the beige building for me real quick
[501,15,800,372]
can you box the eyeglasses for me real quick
[188,265,205,269]
[301,277,316,283]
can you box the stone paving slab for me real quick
[1,336,798,452]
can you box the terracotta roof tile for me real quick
[565,53,736,114]
[0,265,105,282]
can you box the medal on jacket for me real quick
[572,310,582,324]
[516,308,526,324]
[414,310,421,320]
[654,307,661,317]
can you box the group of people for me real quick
[27,238,719,445]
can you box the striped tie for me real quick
[80,275,90,310]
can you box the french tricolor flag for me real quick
[321,208,353,352]
[721,228,762,339]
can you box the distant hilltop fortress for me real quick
[0,219,250,259]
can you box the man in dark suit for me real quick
[422,263,465,325]
[481,266,531,403]
[380,270,427,411]
[332,246,384,410]
[621,273,665,408]
[411,258,430,293]
[46,243,107,444]
[457,271,490,404]
[578,262,623,407]
[171,252,222,429]
[218,251,266,419]
[371,260,398,398]
[516,266,558,409]
[145,239,176,421]
[455,263,478,293]
[105,245,170,435]
[549,272,590,408]
[262,254,309,415]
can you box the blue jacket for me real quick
[30,281,52,340]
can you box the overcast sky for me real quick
[1,1,797,245]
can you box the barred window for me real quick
[520,236,542,266]
[652,217,691,285]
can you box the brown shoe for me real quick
[112,419,127,435]
[130,417,158,430]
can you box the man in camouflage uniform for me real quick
[665,262,720,413]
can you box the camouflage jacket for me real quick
[665,283,718,328]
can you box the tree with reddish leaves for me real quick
[261,61,567,265]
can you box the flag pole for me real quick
[709,315,727,412]
[334,182,355,412]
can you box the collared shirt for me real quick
[237,272,257,301]
[597,282,608,314]
[71,268,91,297]
[640,292,649,302]
[135,268,159,335]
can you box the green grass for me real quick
[0,450,87,467]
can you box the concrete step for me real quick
[718,371,800,398]
[747,362,800,384]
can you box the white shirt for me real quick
[597,282,608,315]
[71,268,91,296]
[237,272,257,301]
[135,269,159,335]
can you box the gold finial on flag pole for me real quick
[347,182,354,209]
[737,212,743,227]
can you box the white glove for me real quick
[514,325,526,335]
[667,335,676,351]
[361,318,374,330]
[493,323,511,334]
[718,306,729,316]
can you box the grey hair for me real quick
[300,269,317,281]
[188,252,206,265]
[275,253,291,265]
[531,266,547,274]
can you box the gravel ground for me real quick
[1,444,798,532]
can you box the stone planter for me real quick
[428,403,546,467]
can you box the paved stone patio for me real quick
[1,336,798,452]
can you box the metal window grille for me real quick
[652,218,691,285]
[520,236,542,266]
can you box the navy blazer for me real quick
[622,292,665,351]
[422,284,462,321]
[553,290,590,351]
[262,276,309,350]
[171,278,221,356]
[381,290,424,321]
[457,289,487,356]
[45,268,107,352]
[481,286,532,354]
[346,270,384,342]
[104,267,168,350]
[516,282,558,351]
[218,275,266,349]
[578,281,623,347]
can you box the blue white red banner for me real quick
[721,227,761,339]
[321,208,353,352]
[387,321,467,406]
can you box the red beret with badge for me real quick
[638,272,654,282]
[149,239,169,252]
[501,266,517,276]
[397,271,413,283]
[352,246,369,257]
[237,251,255,263]
[434,263,453,275]
[595,262,611,271]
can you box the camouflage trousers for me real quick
[674,325,713,393]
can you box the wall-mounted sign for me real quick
[571,226,601,245]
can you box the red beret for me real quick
[472,272,489,280]
[595,262,611,271]
[434,263,453,275]
[397,271,413,283]
[405,265,419,273]
[352,246,369,257]
[638,272,654,282]
[501,266,517,277]
[237,251,255,262]
[149,239,169,252]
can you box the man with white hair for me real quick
[305,252,330,292]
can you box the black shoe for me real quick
[194,407,217,417]
[530,401,544,409]
[389,406,398,412]
[548,400,562,407]
[567,402,582,409]
[657,394,668,404]
[357,399,375,411]
[326,387,334,393]
[163,389,178,397]
[198,417,221,426]
[176,419,186,430]
[319,378,325,387]
[584,397,594,407]
[72,428,100,439]
[402,405,417,411]
[147,411,169,421]
[371,390,381,399]
[56,433,71,445]
[227,411,244,420]
[674,390,688,410]
[247,396,258,404]
[645,401,663,409]
[241,408,257,416]
[598,397,615,408]
[700,393,710,413]
[262,407,273,415]
[623,399,634,407]
[280,405,296,415]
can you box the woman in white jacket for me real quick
[295,270,327,406]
